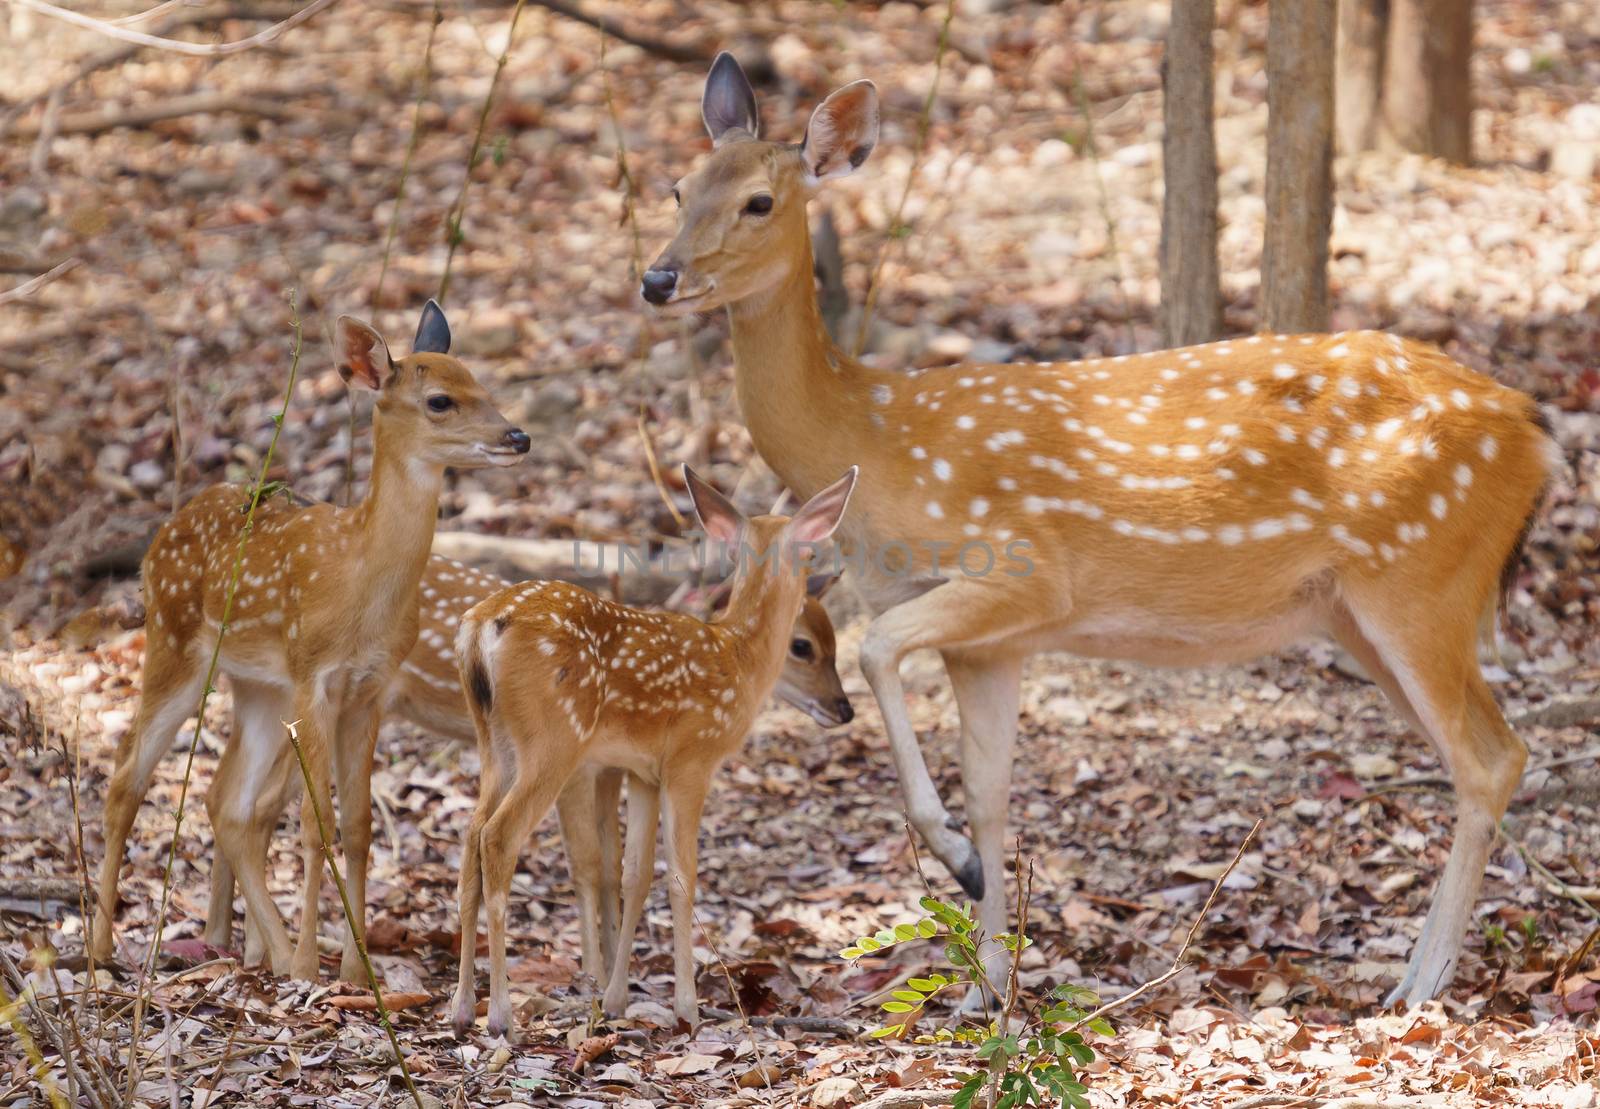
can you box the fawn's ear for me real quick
[801,80,878,184]
[806,571,838,598]
[683,464,746,545]
[336,316,395,391]
[703,51,759,146]
[412,299,451,355]
[788,466,857,545]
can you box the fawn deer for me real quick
[204,553,854,978]
[94,302,529,983]
[638,53,1562,1006]
[451,465,857,1035]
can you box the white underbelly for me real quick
[1043,604,1322,668]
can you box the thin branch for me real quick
[636,412,687,531]
[1500,819,1600,924]
[853,0,955,358]
[1069,818,1262,1032]
[7,90,301,137]
[437,0,529,303]
[123,290,305,1102]
[6,0,344,56]
[283,719,424,1109]
[530,0,709,64]
[0,259,79,306]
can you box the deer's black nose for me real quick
[640,268,678,305]
[503,428,531,454]
[835,699,854,724]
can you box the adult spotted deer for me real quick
[451,465,856,1035]
[94,302,529,983]
[204,553,854,979]
[639,53,1560,1006]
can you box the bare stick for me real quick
[636,413,687,530]
[0,949,76,1109]
[283,719,424,1109]
[8,91,298,136]
[1070,818,1262,1032]
[437,0,529,303]
[853,0,955,357]
[1500,820,1600,924]
[8,0,343,57]
[123,290,305,1101]
[0,259,79,306]
[530,0,708,64]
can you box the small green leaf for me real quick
[1087,1017,1115,1038]
[859,937,881,953]
[839,946,863,960]
[916,919,939,938]
[881,1001,916,1014]
[866,1024,904,1039]
[892,990,925,1004]
[894,923,919,942]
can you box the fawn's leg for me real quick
[92,630,208,963]
[450,736,511,1037]
[204,680,293,960]
[556,769,607,985]
[661,768,712,1025]
[602,773,659,1017]
[478,738,583,1039]
[288,690,338,981]
[333,696,383,985]
[594,767,624,981]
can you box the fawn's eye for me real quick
[789,637,814,661]
[744,194,773,216]
[426,394,455,413]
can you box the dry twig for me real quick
[7,0,344,57]
[0,260,80,307]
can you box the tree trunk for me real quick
[1263,0,1335,333]
[1158,0,1223,348]
[1336,0,1388,154]
[1381,0,1473,163]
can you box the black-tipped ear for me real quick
[703,51,759,147]
[413,299,451,355]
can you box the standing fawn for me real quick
[639,53,1561,1006]
[204,553,854,979]
[451,465,857,1036]
[94,302,529,983]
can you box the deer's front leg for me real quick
[944,648,1023,1011]
[858,583,1040,901]
[332,696,383,985]
[289,691,338,981]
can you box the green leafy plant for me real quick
[841,883,1114,1109]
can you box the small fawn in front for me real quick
[94,302,529,982]
[641,53,1562,1006]
[451,465,857,1036]
[208,553,853,974]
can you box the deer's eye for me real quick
[789,637,814,661]
[426,394,455,413]
[744,194,773,216]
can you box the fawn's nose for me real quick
[835,698,854,724]
[640,268,678,305]
[503,428,531,454]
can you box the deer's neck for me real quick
[727,246,890,502]
[351,414,443,617]
[714,562,805,727]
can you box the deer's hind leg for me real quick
[93,627,208,963]
[1329,591,1525,1005]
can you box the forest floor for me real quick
[2,0,1599,1105]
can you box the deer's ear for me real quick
[801,80,878,184]
[412,299,451,354]
[702,51,759,147]
[788,466,857,545]
[336,316,395,391]
[806,572,838,599]
[683,464,746,545]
